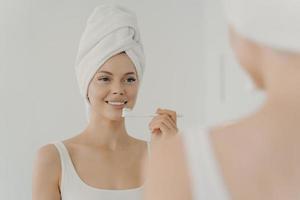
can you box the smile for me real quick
[105,101,128,105]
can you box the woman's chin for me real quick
[91,109,124,122]
[103,113,124,122]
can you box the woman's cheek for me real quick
[127,89,139,107]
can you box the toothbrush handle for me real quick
[124,114,183,118]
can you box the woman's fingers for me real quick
[150,119,172,132]
[152,121,170,135]
[156,108,177,124]
[148,108,179,142]
[149,115,170,131]
[149,114,178,134]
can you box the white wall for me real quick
[0,0,263,199]
[199,0,265,126]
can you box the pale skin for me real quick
[144,26,300,200]
[32,53,178,200]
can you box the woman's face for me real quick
[87,53,139,121]
[229,26,265,89]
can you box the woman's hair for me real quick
[224,0,300,53]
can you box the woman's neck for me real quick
[83,115,131,150]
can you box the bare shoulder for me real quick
[34,144,61,168]
[32,144,61,200]
[130,136,148,145]
[144,135,192,200]
[33,144,61,183]
[210,121,247,148]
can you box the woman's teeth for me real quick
[106,101,127,105]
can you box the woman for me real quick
[144,0,300,199]
[32,4,178,200]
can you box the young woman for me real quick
[144,0,300,199]
[32,4,178,200]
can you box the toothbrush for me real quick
[122,108,183,118]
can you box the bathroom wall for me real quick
[0,0,263,199]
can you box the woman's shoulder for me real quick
[126,135,148,150]
[131,137,148,145]
[33,144,61,187]
[34,144,61,171]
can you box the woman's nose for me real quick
[111,83,125,95]
[112,91,124,95]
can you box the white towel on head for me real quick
[224,0,300,53]
[74,4,145,120]
[75,4,145,100]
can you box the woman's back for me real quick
[210,110,300,199]
[182,104,300,199]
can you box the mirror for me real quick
[0,0,263,199]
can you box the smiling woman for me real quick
[32,3,178,200]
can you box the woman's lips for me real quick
[105,101,128,109]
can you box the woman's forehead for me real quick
[97,53,138,75]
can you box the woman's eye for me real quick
[98,77,110,82]
[126,77,136,83]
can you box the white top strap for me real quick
[53,142,75,172]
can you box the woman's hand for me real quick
[149,108,178,142]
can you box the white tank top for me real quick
[182,126,230,200]
[53,141,150,200]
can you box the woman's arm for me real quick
[32,144,61,200]
[144,134,193,200]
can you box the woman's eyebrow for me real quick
[124,72,136,75]
[97,71,113,75]
[97,71,136,76]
